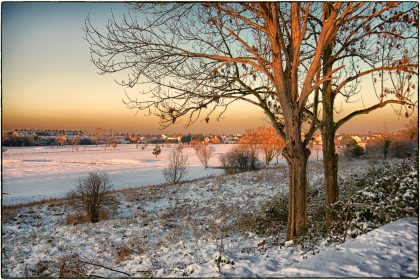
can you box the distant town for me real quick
[1,128,242,147]
[2,127,410,151]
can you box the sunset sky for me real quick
[2,2,416,135]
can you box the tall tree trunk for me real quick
[283,141,310,240]
[321,2,339,221]
[321,125,338,218]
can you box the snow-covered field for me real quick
[1,144,237,205]
[2,144,325,206]
[2,158,417,278]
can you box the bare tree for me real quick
[190,140,204,154]
[219,145,260,175]
[85,3,409,239]
[238,129,260,170]
[305,2,418,218]
[163,147,188,184]
[92,127,104,146]
[72,136,80,151]
[256,126,285,166]
[68,172,117,223]
[196,144,215,169]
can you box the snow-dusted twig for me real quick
[78,258,131,277]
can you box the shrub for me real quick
[57,254,87,278]
[65,209,108,225]
[162,148,188,184]
[25,254,87,278]
[219,146,261,175]
[344,139,364,158]
[365,138,386,159]
[389,140,415,158]
[234,193,288,236]
[262,195,288,222]
[68,172,117,223]
[328,159,418,243]
[25,260,52,278]
[79,137,94,145]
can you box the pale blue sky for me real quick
[1,2,414,134]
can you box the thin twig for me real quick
[79,260,131,277]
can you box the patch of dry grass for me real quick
[115,246,131,262]
[65,209,109,225]
[1,208,20,223]
[2,197,68,211]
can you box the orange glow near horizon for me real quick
[3,99,414,135]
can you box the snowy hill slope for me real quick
[280,217,418,278]
[1,158,418,278]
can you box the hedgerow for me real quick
[327,158,418,244]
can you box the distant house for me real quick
[221,135,239,144]
[117,136,130,144]
[164,135,181,143]
[209,136,221,144]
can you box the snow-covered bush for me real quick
[328,159,418,243]
[234,193,288,236]
[68,172,118,223]
[262,194,288,224]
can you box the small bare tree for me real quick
[153,145,161,157]
[196,144,215,169]
[256,126,285,166]
[72,136,80,152]
[68,172,117,223]
[163,148,188,184]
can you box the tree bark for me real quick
[282,141,310,240]
[321,126,338,219]
[321,2,339,222]
[89,205,99,223]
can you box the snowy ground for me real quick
[2,158,417,278]
[280,217,418,278]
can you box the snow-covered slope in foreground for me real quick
[1,160,417,278]
[280,217,418,278]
